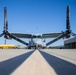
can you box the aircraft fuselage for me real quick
[28,37,46,49]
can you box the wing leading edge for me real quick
[42,33,62,38]
[11,33,62,38]
[11,33,32,38]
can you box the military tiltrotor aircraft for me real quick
[0,6,75,49]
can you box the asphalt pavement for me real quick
[0,49,76,75]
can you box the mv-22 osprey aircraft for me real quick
[0,6,75,49]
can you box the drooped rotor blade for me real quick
[4,7,8,32]
[66,6,70,32]
[46,33,66,46]
[0,33,4,37]
[71,32,76,37]
[7,32,28,46]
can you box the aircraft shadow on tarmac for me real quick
[0,50,34,75]
[39,50,76,75]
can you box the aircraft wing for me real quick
[42,33,62,38]
[10,33,32,38]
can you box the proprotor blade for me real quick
[4,7,8,32]
[0,33,4,37]
[66,6,70,31]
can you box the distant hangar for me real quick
[64,37,76,49]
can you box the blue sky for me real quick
[0,0,76,47]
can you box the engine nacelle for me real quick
[4,35,11,39]
[65,34,70,38]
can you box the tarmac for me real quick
[0,49,76,75]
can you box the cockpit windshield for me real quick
[33,38,42,42]
[32,35,42,38]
